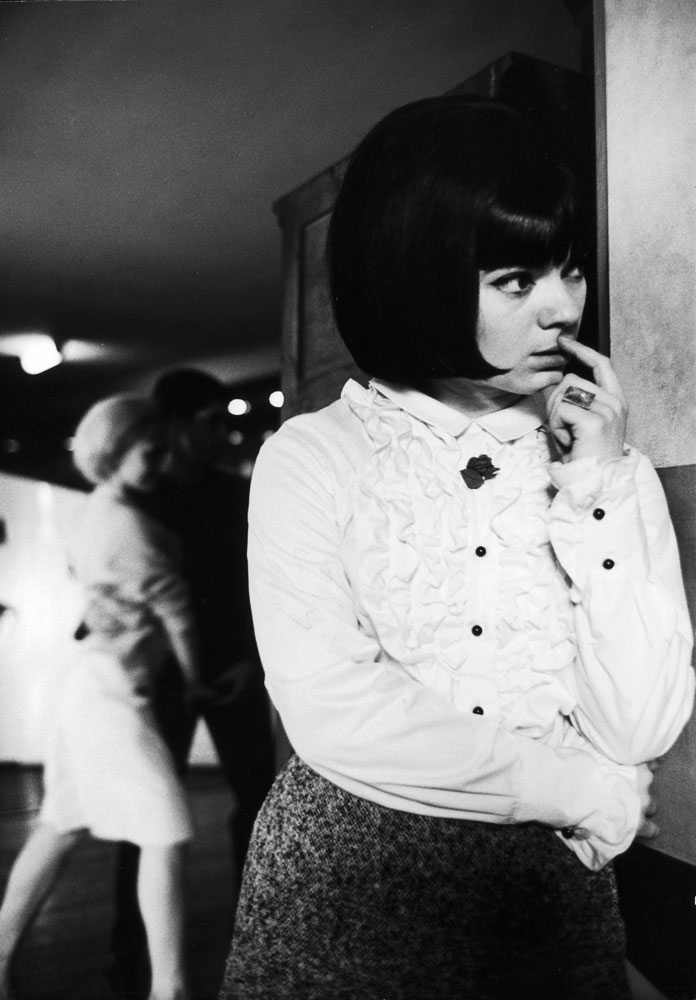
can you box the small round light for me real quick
[64,437,75,452]
[228,430,245,446]
[2,439,21,454]
[269,390,284,409]
[228,398,250,416]
[262,429,275,442]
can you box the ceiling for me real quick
[0,0,584,488]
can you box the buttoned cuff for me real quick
[514,742,642,871]
[548,449,638,510]
[555,764,643,871]
[547,449,649,594]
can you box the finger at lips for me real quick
[557,336,625,400]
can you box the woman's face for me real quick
[475,260,586,396]
[114,436,164,492]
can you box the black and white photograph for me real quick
[0,2,694,999]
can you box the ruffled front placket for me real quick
[341,381,578,739]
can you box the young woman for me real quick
[0,395,201,1000]
[221,96,694,999]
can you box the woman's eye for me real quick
[563,265,585,283]
[492,272,535,294]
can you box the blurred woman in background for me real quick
[0,395,201,1000]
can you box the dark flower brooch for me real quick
[460,454,499,490]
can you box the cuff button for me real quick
[602,558,615,570]
[593,508,606,520]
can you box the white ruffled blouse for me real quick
[248,379,694,870]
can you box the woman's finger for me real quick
[557,335,625,400]
[637,818,660,839]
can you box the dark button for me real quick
[602,558,615,570]
[561,827,575,839]
[475,546,487,557]
[593,508,606,520]
[472,705,484,715]
[471,624,483,636]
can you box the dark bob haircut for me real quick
[327,94,591,382]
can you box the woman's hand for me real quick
[635,761,659,840]
[543,335,628,464]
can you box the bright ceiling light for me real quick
[0,332,63,374]
[228,398,251,416]
[19,335,62,374]
[0,334,147,370]
[269,390,284,408]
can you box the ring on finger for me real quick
[562,386,596,410]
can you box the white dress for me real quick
[39,483,193,845]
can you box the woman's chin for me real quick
[496,371,563,397]
[535,369,565,391]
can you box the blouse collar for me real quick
[369,379,546,443]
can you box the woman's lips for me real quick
[531,351,567,370]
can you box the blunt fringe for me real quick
[327,94,591,383]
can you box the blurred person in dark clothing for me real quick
[108,369,275,995]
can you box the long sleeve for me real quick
[248,422,644,867]
[76,488,198,683]
[548,451,694,765]
[113,505,198,680]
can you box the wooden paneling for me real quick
[273,160,361,422]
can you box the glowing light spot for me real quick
[228,398,250,416]
[19,335,62,375]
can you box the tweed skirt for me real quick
[221,755,630,1000]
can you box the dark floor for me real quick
[0,765,237,1000]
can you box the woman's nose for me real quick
[537,273,585,329]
